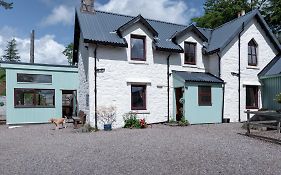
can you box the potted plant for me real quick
[97,106,116,131]
[275,93,281,113]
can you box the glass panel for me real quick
[131,85,146,109]
[184,42,196,64]
[246,86,258,108]
[14,89,55,107]
[17,74,52,83]
[131,37,144,60]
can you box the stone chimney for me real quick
[80,0,95,13]
[238,10,246,17]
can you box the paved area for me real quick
[0,123,281,175]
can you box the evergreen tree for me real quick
[62,43,73,65]
[1,38,21,62]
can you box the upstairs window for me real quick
[131,35,146,61]
[131,85,146,110]
[248,39,258,66]
[184,42,196,65]
[198,86,212,106]
[246,86,259,109]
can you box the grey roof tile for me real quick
[75,8,281,54]
[259,54,281,77]
[173,71,224,83]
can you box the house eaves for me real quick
[172,24,208,43]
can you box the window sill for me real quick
[17,82,52,85]
[128,60,148,65]
[131,110,150,114]
[14,106,56,109]
[246,66,260,70]
[182,64,198,68]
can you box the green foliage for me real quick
[1,38,20,62]
[62,43,74,65]
[0,68,6,96]
[178,117,190,126]
[0,102,4,106]
[123,112,141,128]
[275,93,281,103]
[192,0,281,42]
[192,0,251,29]
[0,0,13,9]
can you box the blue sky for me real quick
[0,0,205,64]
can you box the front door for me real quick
[175,87,183,121]
[62,90,77,118]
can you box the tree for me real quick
[0,0,13,9]
[62,43,73,65]
[192,0,251,29]
[1,38,21,62]
[192,0,281,42]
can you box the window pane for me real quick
[131,85,146,110]
[131,36,145,60]
[246,86,258,108]
[184,42,196,64]
[14,89,55,108]
[17,74,52,83]
[198,86,211,106]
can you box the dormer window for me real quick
[248,39,258,66]
[131,35,146,61]
[184,42,196,65]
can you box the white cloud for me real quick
[0,29,68,65]
[97,0,199,25]
[41,5,74,26]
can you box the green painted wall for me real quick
[183,83,223,124]
[2,63,78,124]
[172,73,223,124]
[260,75,281,110]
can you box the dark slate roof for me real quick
[117,14,158,37]
[206,9,281,53]
[259,54,281,77]
[75,8,281,54]
[172,24,208,42]
[173,71,224,83]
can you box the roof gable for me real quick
[172,24,208,43]
[206,10,281,53]
[116,14,158,37]
[259,54,281,77]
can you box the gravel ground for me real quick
[0,123,281,175]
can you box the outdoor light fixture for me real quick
[231,72,240,77]
[96,68,105,73]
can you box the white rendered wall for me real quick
[85,23,207,129]
[221,18,278,122]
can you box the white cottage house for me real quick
[73,3,281,128]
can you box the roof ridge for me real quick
[95,10,188,27]
[212,9,258,31]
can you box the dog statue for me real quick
[49,117,66,130]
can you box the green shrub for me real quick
[0,102,4,106]
[123,112,141,128]
[275,93,281,104]
[178,117,189,126]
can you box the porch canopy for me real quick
[173,71,224,84]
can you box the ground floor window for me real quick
[246,86,259,109]
[198,86,212,106]
[14,89,55,108]
[131,85,146,110]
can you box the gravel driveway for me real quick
[0,123,280,175]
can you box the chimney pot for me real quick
[81,0,95,13]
